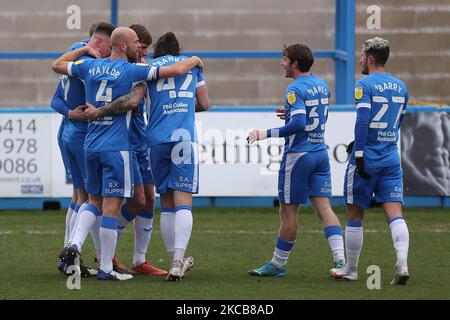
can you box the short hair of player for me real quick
[88,22,99,38]
[283,43,314,72]
[93,22,115,38]
[363,37,390,66]
[153,32,181,58]
[129,24,152,46]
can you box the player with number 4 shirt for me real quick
[51,26,203,281]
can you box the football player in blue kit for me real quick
[247,44,345,277]
[87,31,207,281]
[109,24,168,276]
[51,22,99,222]
[52,27,203,281]
[147,33,210,281]
[332,38,410,285]
[50,22,114,276]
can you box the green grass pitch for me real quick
[0,207,449,300]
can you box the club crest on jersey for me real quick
[287,91,296,104]
[74,59,85,65]
[355,87,363,99]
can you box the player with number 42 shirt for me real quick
[145,32,210,281]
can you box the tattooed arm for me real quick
[84,83,147,121]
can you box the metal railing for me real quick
[0,0,355,104]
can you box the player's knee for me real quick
[137,191,147,211]
[71,189,78,204]
[144,193,155,211]
[136,195,146,212]
[76,188,88,204]
[128,194,146,214]
[346,204,364,221]
[102,195,122,212]
[280,214,292,224]
[315,206,335,220]
[279,205,297,223]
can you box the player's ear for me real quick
[96,37,103,49]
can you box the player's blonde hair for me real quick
[363,37,390,66]
[363,37,390,51]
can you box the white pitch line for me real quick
[25,230,59,235]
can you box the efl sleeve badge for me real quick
[287,91,296,104]
[355,87,363,100]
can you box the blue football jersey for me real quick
[350,72,408,168]
[60,41,91,144]
[146,55,204,146]
[68,57,158,152]
[129,98,147,151]
[283,74,329,153]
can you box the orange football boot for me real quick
[131,261,168,276]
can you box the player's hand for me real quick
[192,56,204,69]
[68,105,88,121]
[275,108,285,120]
[132,83,147,99]
[85,46,101,59]
[355,157,371,179]
[346,141,354,154]
[247,129,268,144]
[84,103,103,121]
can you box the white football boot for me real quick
[167,259,184,281]
[332,266,358,281]
[181,256,194,278]
[97,269,133,281]
[329,259,346,277]
[391,266,409,285]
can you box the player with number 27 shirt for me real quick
[333,37,410,285]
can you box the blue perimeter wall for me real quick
[1,196,449,210]
[0,105,449,210]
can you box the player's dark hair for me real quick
[129,24,152,46]
[153,32,181,58]
[88,22,99,38]
[93,22,115,38]
[363,38,390,66]
[283,43,314,72]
